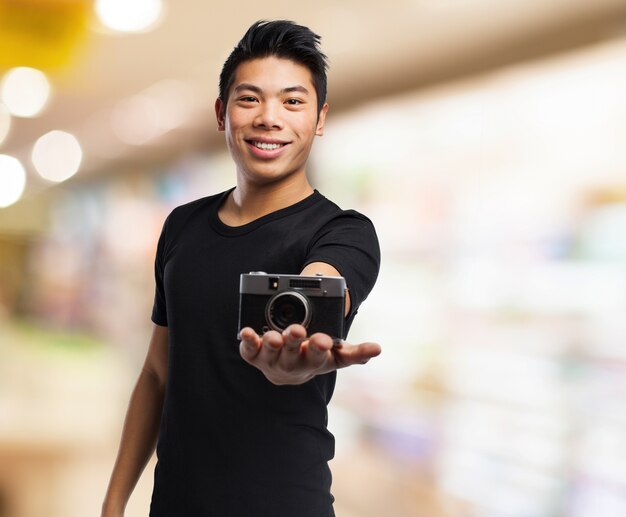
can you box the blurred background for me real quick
[1,1,626,516]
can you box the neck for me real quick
[221,176,314,226]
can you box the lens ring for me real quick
[265,291,311,332]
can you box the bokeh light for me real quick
[110,79,195,145]
[0,102,11,145]
[95,0,164,33]
[110,94,161,145]
[0,154,26,207]
[32,130,83,182]
[0,67,51,118]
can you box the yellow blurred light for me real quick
[0,102,11,145]
[0,154,26,208]
[95,0,164,33]
[1,67,51,118]
[0,0,90,70]
[32,130,83,182]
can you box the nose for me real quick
[253,101,283,130]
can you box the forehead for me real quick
[230,56,315,95]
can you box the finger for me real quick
[239,327,261,361]
[259,329,283,355]
[277,325,307,370]
[250,330,283,367]
[304,333,334,369]
[282,324,307,352]
[307,332,334,354]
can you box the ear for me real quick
[215,98,226,131]
[315,103,329,136]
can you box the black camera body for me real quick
[238,272,346,341]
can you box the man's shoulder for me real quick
[156,190,232,244]
[162,189,231,228]
[170,189,230,218]
[313,191,375,228]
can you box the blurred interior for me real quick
[1,1,626,516]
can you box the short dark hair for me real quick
[219,20,328,115]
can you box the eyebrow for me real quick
[233,83,310,96]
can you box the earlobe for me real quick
[215,98,226,131]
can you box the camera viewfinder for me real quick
[268,277,279,290]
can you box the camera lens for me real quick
[266,291,311,332]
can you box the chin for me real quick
[245,169,299,186]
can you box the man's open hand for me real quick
[239,324,381,385]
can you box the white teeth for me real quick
[253,141,282,150]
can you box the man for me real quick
[102,20,381,517]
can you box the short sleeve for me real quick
[151,215,169,327]
[303,210,380,330]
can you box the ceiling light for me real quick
[0,67,51,118]
[0,154,26,208]
[95,0,164,33]
[0,103,10,145]
[32,130,83,182]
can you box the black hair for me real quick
[219,20,328,115]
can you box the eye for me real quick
[238,96,258,103]
[285,98,303,106]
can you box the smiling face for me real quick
[215,56,328,188]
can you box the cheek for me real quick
[225,108,246,131]
[224,119,245,145]
[290,116,318,139]
[224,126,240,155]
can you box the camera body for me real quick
[238,272,346,341]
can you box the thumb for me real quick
[334,342,381,367]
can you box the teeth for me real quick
[253,141,283,150]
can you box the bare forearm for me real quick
[102,369,165,515]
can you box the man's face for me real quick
[215,56,328,186]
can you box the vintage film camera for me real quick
[238,272,346,341]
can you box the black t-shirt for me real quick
[149,189,380,517]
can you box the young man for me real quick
[102,20,381,517]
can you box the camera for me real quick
[238,272,346,341]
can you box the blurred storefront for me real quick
[313,38,626,517]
